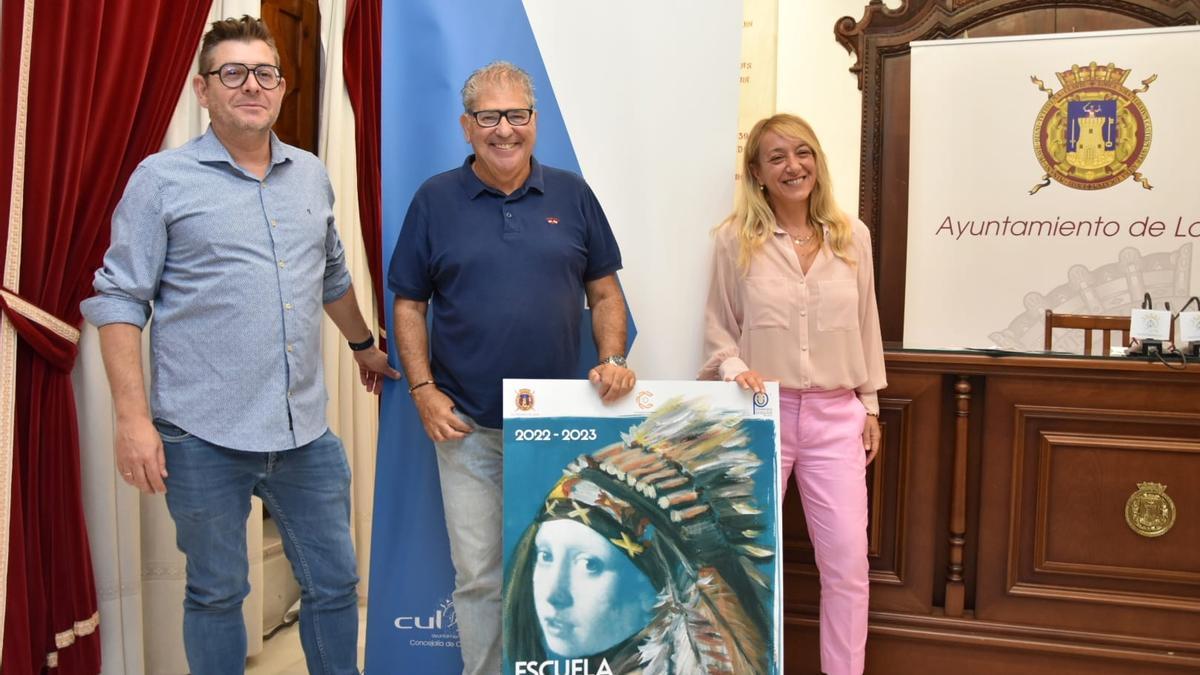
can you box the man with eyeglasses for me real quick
[82,15,394,675]
[388,61,636,675]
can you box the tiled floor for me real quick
[244,605,367,674]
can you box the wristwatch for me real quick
[597,355,627,368]
[348,334,375,352]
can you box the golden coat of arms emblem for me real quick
[1124,482,1176,538]
[1029,62,1156,194]
[515,388,535,411]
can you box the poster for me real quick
[905,27,1199,350]
[502,380,782,675]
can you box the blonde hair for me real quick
[725,113,855,270]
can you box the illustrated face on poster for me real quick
[502,380,783,675]
[532,519,658,658]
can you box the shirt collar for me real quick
[268,132,294,165]
[458,155,544,199]
[195,126,294,170]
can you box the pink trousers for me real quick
[780,387,869,675]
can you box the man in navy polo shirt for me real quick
[388,61,636,675]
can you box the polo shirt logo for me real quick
[545,217,559,225]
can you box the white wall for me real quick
[776,0,901,216]
[526,0,743,379]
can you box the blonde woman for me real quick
[701,113,886,675]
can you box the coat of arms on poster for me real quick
[502,380,782,675]
[1029,62,1156,194]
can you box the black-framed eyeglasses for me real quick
[469,108,534,127]
[204,62,283,90]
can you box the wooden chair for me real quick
[1043,310,1130,355]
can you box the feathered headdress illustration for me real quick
[532,397,775,675]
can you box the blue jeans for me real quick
[434,413,503,675]
[157,421,360,675]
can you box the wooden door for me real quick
[262,0,321,153]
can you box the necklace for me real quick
[785,229,815,246]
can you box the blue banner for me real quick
[368,2,633,672]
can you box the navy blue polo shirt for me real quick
[388,156,623,428]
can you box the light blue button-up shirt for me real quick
[81,128,351,452]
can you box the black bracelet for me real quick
[408,379,435,394]
[348,334,375,351]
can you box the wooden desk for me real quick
[783,350,1200,674]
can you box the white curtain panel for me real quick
[317,0,380,601]
[79,1,267,673]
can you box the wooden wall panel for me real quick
[858,623,1200,675]
[1033,432,1200,586]
[974,374,1200,644]
[875,55,910,341]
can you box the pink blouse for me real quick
[700,217,887,414]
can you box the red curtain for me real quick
[0,0,210,671]
[343,0,385,340]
